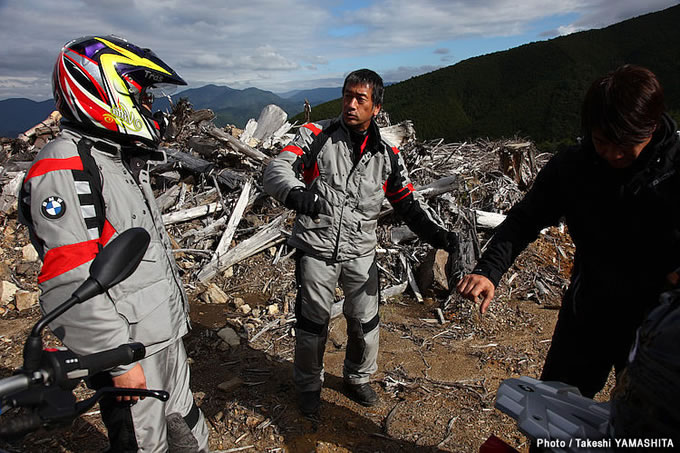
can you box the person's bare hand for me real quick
[111,363,147,402]
[456,274,495,314]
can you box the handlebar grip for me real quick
[77,343,146,376]
[0,413,42,439]
[0,374,32,400]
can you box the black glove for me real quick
[285,188,321,217]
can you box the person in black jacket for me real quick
[457,64,680,398]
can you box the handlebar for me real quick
[0,343,146,400]
[0,375,33,407]
[48,342,147,387]
[79,343,146,376]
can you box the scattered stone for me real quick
[15,262,36,276]
[267,304,279,316]
[240,304,252,315]
[21,244,39,262]
[0,281,18,305]
[217,377,243,393]
[15,290,38,311]
[217,326,241,347]
[200,283,228,304]
[415,249,452,291]
[246,415,263,428]
[329,323,347,349]
[233,297,245,308]
[0,262,11,280]
[223,267,234,278]
[251,308,260,317]
[193,391,205,405]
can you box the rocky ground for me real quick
[0,210,614,453]
[0,107,615,452]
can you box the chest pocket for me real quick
[355,153,389,216]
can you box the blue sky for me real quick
[0,0,677,101]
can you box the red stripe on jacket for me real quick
[303,162,320,185]
[38,221,117,283]
[25,156,84,182]
[385,183,414,203]
[281,145,304,156]
[303,123,322,136]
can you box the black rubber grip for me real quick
[77,343,146,375]
[0,413,42,439]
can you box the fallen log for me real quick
[18,111,61,143]
[0,171,24,214]
[162,202,223,225]
[160,146,246,190]
[380,120,416,148]
[380,175,458,218]
[203,124,270,163]
[199,179,254,278]
[155,184,181,213]
[197,214,287,282]
[401,253,424,303]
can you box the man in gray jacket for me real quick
[19,36,208,452]
[264,69,458,418]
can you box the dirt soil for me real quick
[0,214,614,453]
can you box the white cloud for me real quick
[0,0,677,99]
[381,65,442,83]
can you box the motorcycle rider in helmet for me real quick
[19,35,209,452]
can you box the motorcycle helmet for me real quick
[52,35,186,147]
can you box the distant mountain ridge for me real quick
[0,98,55,138]
[0,85,341,138]
[303,5,680,151]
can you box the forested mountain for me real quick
[155,84,306,128]
[303,5,680,150]
[0,98,55,138]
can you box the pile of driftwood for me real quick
[0,100,572,338]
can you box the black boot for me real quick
[343,382,379,407]
[297,390,321,420]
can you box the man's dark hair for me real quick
[582,64,665,145]
[343,69,384,106]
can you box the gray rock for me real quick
[217,327,241,347]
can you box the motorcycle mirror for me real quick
[89,227,151,292]
[71,227,151,303]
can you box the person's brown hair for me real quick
[581,64,665,145]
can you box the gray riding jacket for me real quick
[264,117,446,261]
[19,127,190,374]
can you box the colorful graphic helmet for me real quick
[52,35,186,147]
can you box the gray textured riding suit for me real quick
[264,117,449,392]
[19,126,209,452]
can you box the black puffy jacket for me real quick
[474,113,680,327]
